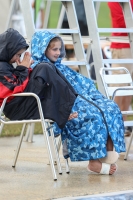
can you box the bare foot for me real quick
[88,160,117,175]
[68,112,78,120]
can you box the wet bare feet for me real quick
[88,160,117,175]
[68,112,78,120]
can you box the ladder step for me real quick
[93,0,129,2]
[62,61,87,65]
[98,28,133,33]
[124,121,133,126]
[100,36,129,43]
[61,35,92,44]
[103,59,133,64]
[36,29,79,34]
[61,35,129,44]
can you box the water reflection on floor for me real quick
[77,193,133,200]
[55,191,133,200]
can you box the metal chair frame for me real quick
[0,92,62,180]
[100,67,133,160]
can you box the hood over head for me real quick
[31,30,66,68]
[0,28,29,62]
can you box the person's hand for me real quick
[16,52,33,68]
[68,112,78,120]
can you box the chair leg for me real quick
[23,123,34,143]
[56,135,62,153]
[50,128,62,174]
[65,158,70,174]
[124,131,133,160]
[55,135,70,174]
[53,133,70,174]
[45,122,56,165]
[28,123,35,142]
[23,123,30,141]
[41,121,57,181]
[12,123,26,167]
[56,135,70,174]
[0,123,4,135]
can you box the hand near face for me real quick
[16,52,33,68]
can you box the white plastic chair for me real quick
[0,92,62,180]
[100,67,133,160]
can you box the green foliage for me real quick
[48,2,61,28]
[48,2,111,34]
[0,123,42,137]
[35,0,42,21]
[97,3,111,28]
[97,2,111,36]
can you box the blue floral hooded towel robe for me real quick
[31,31,125,162]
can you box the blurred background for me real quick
[0,1,111,34]
[0,0,112,136]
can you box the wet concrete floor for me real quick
[0,134,133,200]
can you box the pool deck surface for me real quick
[0,134,133,200]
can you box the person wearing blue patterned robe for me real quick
[31,30,125,175]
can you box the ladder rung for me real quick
[62,61,87,65]
[123,111,133,115]
[124,121,133,126]
[98,28,133,33]
[100,36,129,43]
[36,29,79,34]
[93,0,129,2]
[61,35,130,44]
[103,59,133,64]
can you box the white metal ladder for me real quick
[44,0,90,77]
[83,0,133,95]
[20,0,90,78]
[6,0,90,78]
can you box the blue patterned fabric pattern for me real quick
[31,31,125,161]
